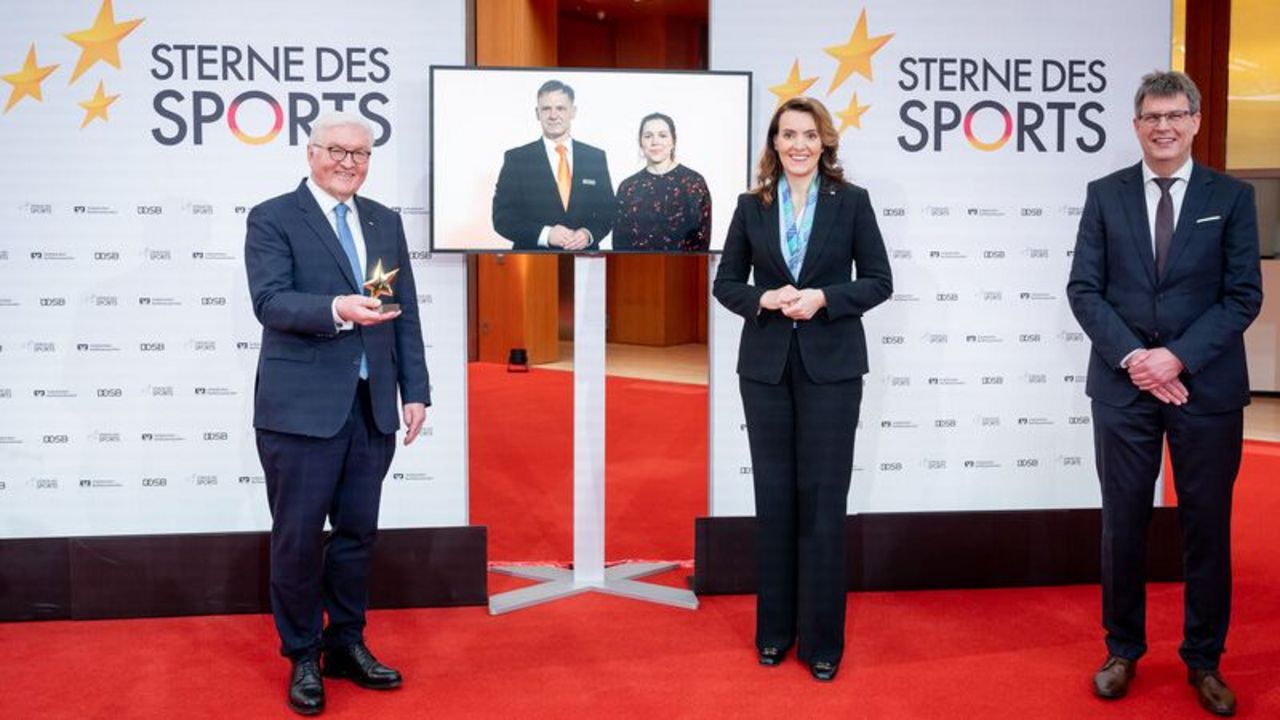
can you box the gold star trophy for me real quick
[362,259,400,314]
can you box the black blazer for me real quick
[491,139,616,250]
[713,181,893,384]
[1067,162,1262,414]
[244,180,431,438]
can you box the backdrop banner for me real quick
[709,0,1170,515]
[0,0,467,538]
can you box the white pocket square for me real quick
[1196,215,1221,224]
[581,178,597,186]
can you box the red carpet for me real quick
[468,362,708,565]
[2,366,1277,718]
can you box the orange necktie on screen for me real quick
[555,143,571,210]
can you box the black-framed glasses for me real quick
[1137,110,1194,127]
[311,144,371,164]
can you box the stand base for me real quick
[488,562,699,615]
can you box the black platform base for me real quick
[0,526,487,622]
[694,508,1183,594]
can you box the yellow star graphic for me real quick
[836,93,871,133]
[2,44,59,113]
[824,9,894,93]
[78,80,119,128]
[64,0,145,84]
[768,59,819,107]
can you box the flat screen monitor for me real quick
[430,66,751,253]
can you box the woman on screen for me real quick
[712,97,892,682]
[612,112,711,251]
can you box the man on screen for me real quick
[245,112,429,716]
[492,79,616,250]
[1067,71,1261,717]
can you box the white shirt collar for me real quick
[1141,157,1193,185]
[306,177,357,217]
[543,136,572,154]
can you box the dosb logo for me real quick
[934,419,957,428]
[881,335,905,344]
[879,462,903,471]
[1019,334,1041,343]
[200,296,227,305]
[981,376,1004,385]
[203,432,229,441]
[39,297,66,306]
[1017,458,1040,467]
[936,293,959,302]
[1020,207,1043,216]
[43,434,69,444]
[1068,416,1091,425]
[97,388,123,397]
[136,205,163,215]
[882,207,906,216]
[94,251,120,261]
[142,477,168,487]
[139,342,166,351]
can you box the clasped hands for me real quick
[760,284,826,321]
[1127,347,1188,405]
[548,225,592,250]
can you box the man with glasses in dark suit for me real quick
[245,111,430,715]
[1068,71,1261,717]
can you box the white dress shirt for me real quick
[537,136,573,248]
[1141,157,1193,255]
[1120,157,1194,368]
[306,178,366,330]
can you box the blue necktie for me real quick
[334,203,368,379]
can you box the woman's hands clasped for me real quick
[760,284,827,321]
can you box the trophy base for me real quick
[377,303,400,314]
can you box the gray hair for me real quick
[1134,70,1201,117]
[308,111,374,147]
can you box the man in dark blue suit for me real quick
[491,79,615,250]
[1068,71,1261,717]
[245,112,430,716]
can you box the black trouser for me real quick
[1092,397,1240,669]
[258,381,396,659]
[740,337,862,665]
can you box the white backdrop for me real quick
[0,0,467,538]
[709,0,1171,515]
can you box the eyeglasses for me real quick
[1137,110,1194,127]
[311,144,371,165]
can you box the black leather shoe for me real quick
[809,660,838,682]
[758,646,787,666]
[1188,669,1236,716]
[323,642,402,690]
[288,658,325,716]
[1092,656,1137,699]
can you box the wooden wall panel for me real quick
[476,0,558,66]
[476,255,559,364]
[558,15,616,68]
[607,255,701,346]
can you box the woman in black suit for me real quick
[713,96,892,682]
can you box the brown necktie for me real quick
[1153,177,1176,279]
[555,143,571,210]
